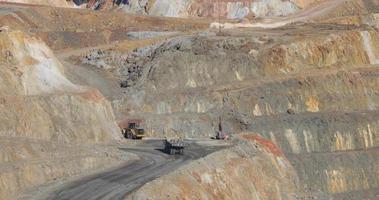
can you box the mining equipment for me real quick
[164,138,185,155]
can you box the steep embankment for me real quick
[77,24,378,137]
[0,31,124,199]
[3,1,377,199]
[77,20,379,199]
[127,134,301,200]
[0,31,120,142]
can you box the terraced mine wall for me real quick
[79,23,379,199]
[2,1,379,199]
[103,27,379,136]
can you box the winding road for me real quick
[46,140,225,200]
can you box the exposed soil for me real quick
[0,0,379,199]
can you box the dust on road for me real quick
[46,139,228,200]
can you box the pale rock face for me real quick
[360,31,379,65]
[227,2,250,19]
[149,0,191,17]
[7,31,84,96]
[223,0,300,19]
[251,0,299,18]
[0,31,121,142]
[119,0,149,15]
[363,14,379,32]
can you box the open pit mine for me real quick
[0,0,379,200]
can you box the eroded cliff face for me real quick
[0,31,124,199]
[128,134,301,200]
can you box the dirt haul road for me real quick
[45,140,227,200]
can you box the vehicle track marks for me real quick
[46,140,226,200]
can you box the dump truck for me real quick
[164,138,185,155]
[119,119,145,140]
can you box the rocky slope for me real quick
[0,4,211,198]
[79,24,378,137]
[74,11,379,199]
[0,31,121,142]
[0,30,126,199]
[127,134,302,200]
[1,0,379,199]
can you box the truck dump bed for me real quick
[164,139,185,155]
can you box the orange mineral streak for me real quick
[80,89,105,103]
[240,134,284,157]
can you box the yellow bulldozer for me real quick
[119,119,145,140]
